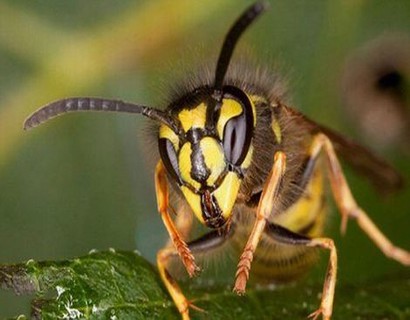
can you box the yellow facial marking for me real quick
[180,186,204,224]
[200,137,225,186]
[178,103,207,132]
[212,172,241,220]
[178,142,201,190]
[159,124,179,150]
[216,98,242,139]
[241,144,253,169]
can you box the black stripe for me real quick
[188,223,235,253]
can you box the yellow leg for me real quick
[155,160,200,276]
[166,202,194,248]
[311,134,410,265]
[263,222,337,320]
[233,151,287,293]
[307,238,337,320]
[157,247,191,320]
[155,161,200,319]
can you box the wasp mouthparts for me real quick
[201,190,226,229]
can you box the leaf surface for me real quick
[1,250,409,319]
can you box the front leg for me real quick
[155,160,201,320]
[234,151,287,294]
[158,215,235,320]
[155,160,199,277]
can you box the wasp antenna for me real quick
[213,1,269,95]
[23,97,178,132]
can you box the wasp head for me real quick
[158,85,255,228]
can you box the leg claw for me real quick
[186,262,200,278]
[176,241,200,277]
[188,300,205,313]
[233,271,248,295]
[308,308,330,320]
[180,300,205,320]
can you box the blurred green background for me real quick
[0,0,409,317]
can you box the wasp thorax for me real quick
[158,86,255,228]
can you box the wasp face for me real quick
[158,86,255,229]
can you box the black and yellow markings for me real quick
[216,98,243,138]
[159,124,179,151]
[178,142,201,189]
[273,166,326,238]
[178,103,207,132]
[212,171,241,220]
[200,137,225,186]
[168,96,254,192]
[180,185,204,224]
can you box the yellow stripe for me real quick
[247,94,258,126]
[159,124,179,151]
[180,186,204,224]
[216,98,242,139]
[178,103,207,132]
[272,166,325,234]
[271,118,281,144]
[241,144,253,169]
[213,172,241,220]
[201,137,225,186]
[178,142,201,190]
[249,94,268,105]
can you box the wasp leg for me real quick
[155,160,200,276]
[155,161,200,320]
[161,204,194,319]
[265,222,337,320]
[234,151,287,294]
[309,133,410,265]
[165,202,194,248]
[157,247,191,320]
[158,224,235,320]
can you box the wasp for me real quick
[24,2,410,319]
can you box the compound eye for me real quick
[158,138,182,184]
[223,113,249,165]
[221,87,254,166]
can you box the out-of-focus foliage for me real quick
[0,0,409,318]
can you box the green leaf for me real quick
[0,250,177,319]
[1,250,409,320]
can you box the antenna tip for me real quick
[23,114,39,131]
[252,1,270,14]
[260,1,271,10]
[23,121,32,131]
